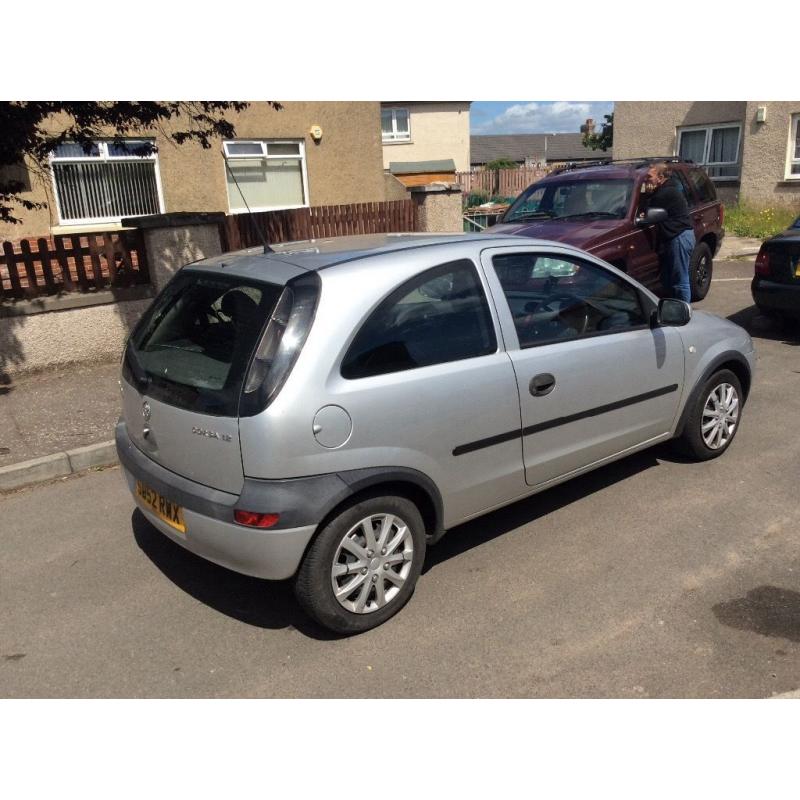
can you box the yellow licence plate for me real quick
[136,480,186,534]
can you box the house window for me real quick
[788,114,800,178]
[223,140,308,213]
[50,139,163,225]
[381,108,411,143]
[677,124,741,179]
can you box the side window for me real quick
[341,259,497,379]
[492,253,648,349]
[672,170,695,206]
[688,168,717,204]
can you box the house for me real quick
[1,102,406,241]
[381,102,471,182]
[613,101,800,207]
[470,127,611,169]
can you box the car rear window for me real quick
[124,271,281,416]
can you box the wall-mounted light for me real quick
[756,106,767,123]
[309,125,323,142]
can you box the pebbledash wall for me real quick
[613,101,800,208]
[0,102,392,242]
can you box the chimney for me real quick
[580,118,595,135]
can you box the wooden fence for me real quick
[0,231,149,300]
[456,167,553,201]
[220,199,417,252]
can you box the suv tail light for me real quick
[719,205,724,226]
[239,272,320,416]
[755,246,771,277]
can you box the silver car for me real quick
[116,233,755,633]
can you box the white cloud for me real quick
[475,101,613,135]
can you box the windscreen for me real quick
[124,272,281,416]
[503,179,634,223]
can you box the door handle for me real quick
[529,373,556,396]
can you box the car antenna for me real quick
[222,148,273,254]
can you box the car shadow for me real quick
[131,510,341,641]
[423,448,662,573]
[133,447,670,638]
[727,304,800,345]
[713,586,800,643]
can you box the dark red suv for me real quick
[490,158,724,301]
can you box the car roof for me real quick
[538,159,695,183]
[184,232,578,282]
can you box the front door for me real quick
[481,247,685,487]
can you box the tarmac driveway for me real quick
[1,257,799,698]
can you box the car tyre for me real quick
[294,494,426,634]
[673,369,743,461]
[690,241,713,301]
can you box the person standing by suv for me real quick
[642,162,695,303]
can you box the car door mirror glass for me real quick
[657,298,691,326]
[637,207,668,226]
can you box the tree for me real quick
[0,101,283,225]
[582,112,613,152]
[485,157,519,171]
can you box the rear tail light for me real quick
[719,204,724,226]
[240,271,320,416]
[234,510,280,528]
[755,247,771,277]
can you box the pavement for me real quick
[1,254,799,698]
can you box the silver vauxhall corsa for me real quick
[117,233,755,633]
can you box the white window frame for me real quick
[676,123,742,181]
[49,139,165,226]
[786,114,800,180]
[222,139,310,214]
[381,107,411,143]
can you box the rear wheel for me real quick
[294,494,426,634]
[673,369,742,460]
[690,242,713,301]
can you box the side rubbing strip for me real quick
[453,384,679,457]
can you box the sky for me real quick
[471,101,614,135]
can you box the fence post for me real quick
[121,212,225,292]
[409,183,463,233]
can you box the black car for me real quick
[752,216,800,322]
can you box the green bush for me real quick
[465,191,489,208]
[724,203,799,239]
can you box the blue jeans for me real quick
[660,228,695,303]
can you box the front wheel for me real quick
[672,369,743,461]
[294,495,426,634]
[690,241,713,301]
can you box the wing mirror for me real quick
[654,298,692,327]
[636,207,668,227]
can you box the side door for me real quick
[334,257,526,527]
[686,167,721,241]
[626,178,662,291]
[480,246,685,488]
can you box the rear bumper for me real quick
[752,277,800,318]
[116,421,317,580]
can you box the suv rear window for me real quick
[124,272,281,416]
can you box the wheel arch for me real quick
[675,351,752,437]
[305,467,446,556]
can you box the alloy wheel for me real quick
[701,382,739,449]
[331,513,414,614]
